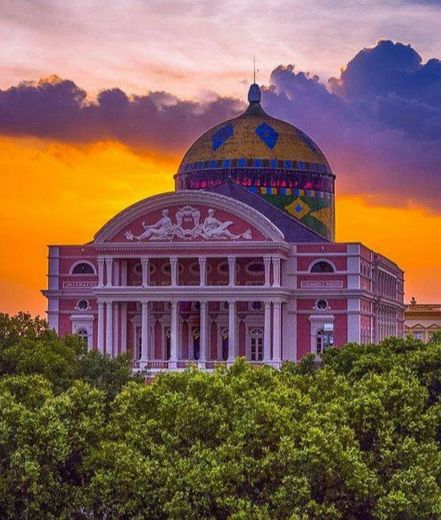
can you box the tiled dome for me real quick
[175,84,335,241]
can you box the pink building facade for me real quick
[43,84,404,372]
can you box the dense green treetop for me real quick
[0,312,440,519]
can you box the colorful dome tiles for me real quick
[176,84,335,241]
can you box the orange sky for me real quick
[0,135,439,317]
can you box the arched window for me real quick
[76,328,89,344]
[192,328,200,360]
[249,327,263,361]
[316,325,334,354]
[72,262,94,274]
[221,329,229,361]
[310,261,335,273]
[165,327,171,360]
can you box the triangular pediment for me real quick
[94,191,285,244]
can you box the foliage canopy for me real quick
[0,313,440,519]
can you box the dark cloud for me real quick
[0,40,440,210]
[262,40,441,209]
[0,75,243,154]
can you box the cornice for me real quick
[94,241,291,256]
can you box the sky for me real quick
[0,0,441,316]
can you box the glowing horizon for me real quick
[0,133,439,317]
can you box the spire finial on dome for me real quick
[247,55,261,105]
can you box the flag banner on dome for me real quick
[251,187,335,241]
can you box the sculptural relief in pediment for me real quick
[123,205,253,242]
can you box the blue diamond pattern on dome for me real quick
[212,123,234,150]
[255,122,278,149]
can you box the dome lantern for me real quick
[248,83,261,104]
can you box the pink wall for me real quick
[297,315,310,360]
[334,315,348,347]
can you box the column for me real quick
[169,301,178,368]
[121,259,128,287]
[272,257,281,287]
[113,260,120,286]
[170,257,178,287]
[140,301,149,367]
[272,301,282,366]
[97,300,105,353]
[199,257,207,287]
[228,256,236,287]
[264,257,271,287]
[141,257,149,287]
[264,302,272,362]
[105,300,113,355]
[120,303,127,353]
[228,300,237,364]
[105,257,113,287]
[97,258,105,288]
[199,301,208,368]
[113,303,119,357]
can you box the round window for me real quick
[246,262,264,275]
[77,299,89,310]
[316,299,328,310]
[251,301,263,311]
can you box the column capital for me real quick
[141,300,150,309]
[264,301,271,309]
[170,300,178,309]
[273,301,282,310]
[228,299,236,307]
[97,257,105,266]
[104,299,113,306]
[228,256,236,264]
[97,299,105,306]
[170,256,178,264]
[199,299,208,307]
[141,257,149,266]
[263,256,271,265]
[198,256,207,264]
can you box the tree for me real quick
[0,312,51,349]
[0,313,440,518]
[0,377,105,519]
[0,313,142,399]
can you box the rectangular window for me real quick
[250,336,263,361]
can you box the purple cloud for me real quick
[263,40,441,209]
[0,40,440,210]
[0,76,243,153]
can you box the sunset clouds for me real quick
[1,40,440,210]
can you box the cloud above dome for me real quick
[0,40,440,211]
[263,40,441,210]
